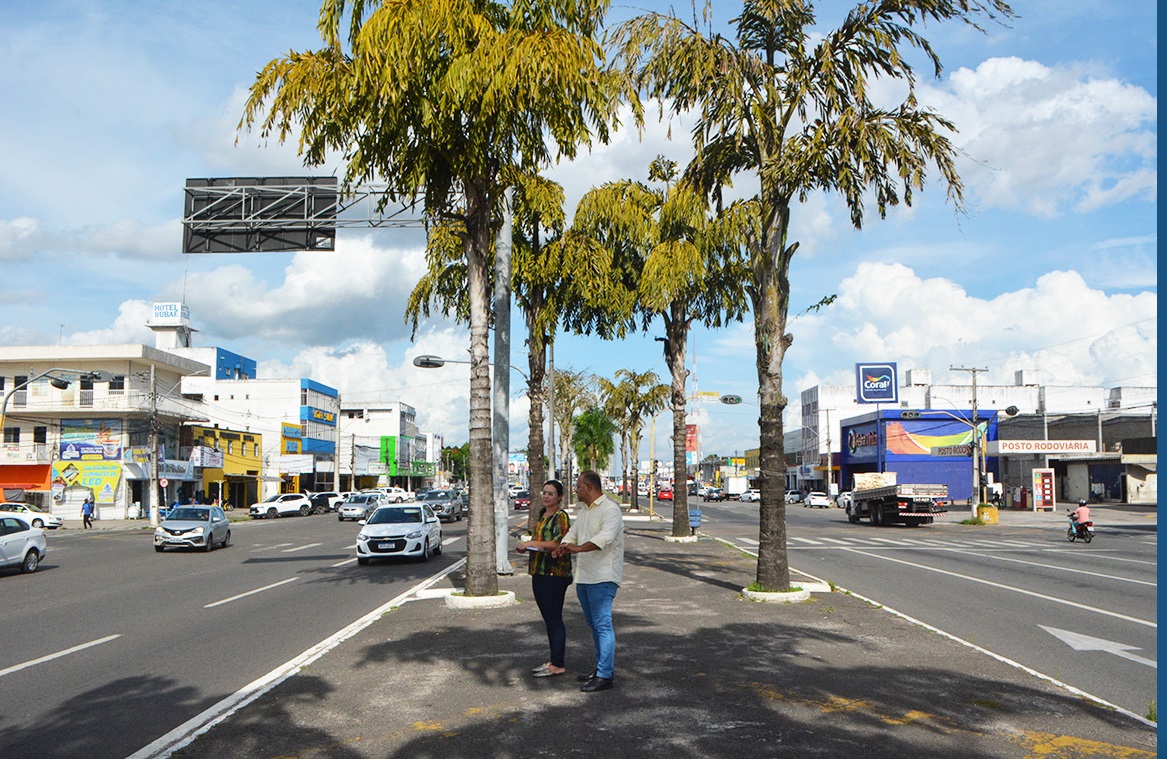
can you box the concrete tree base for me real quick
[741,587,811,603]
[444,590,517,609]
[664,535,699,543]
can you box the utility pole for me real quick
[350,433,356,492]
[148,364,161,527]
[951,365,988,515]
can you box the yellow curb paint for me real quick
[1010,731,1156,758]
[412,720,443,731]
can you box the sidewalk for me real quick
[166,517,1155,759]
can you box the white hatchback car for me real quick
[356,504,442,564]
[0,502,64,530]
[0,516,47,573]
[806,491,831,508]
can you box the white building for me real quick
[337,402,433,491]
[0,345,210,519]
[181,376,340,495]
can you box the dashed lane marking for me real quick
[0,635,121,679]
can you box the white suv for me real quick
[249,493,313,519]
[740,489,761,502]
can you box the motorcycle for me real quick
[1067,512,1094,543]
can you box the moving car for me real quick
[154,505,231,552]
[511,489,531,510]
[837,491,853,510]
[0,502,64,529]
[739,489,761,503]
[426,490,465,522]
[339,492,386,522]
[308,492,345,514]
[704,487,725,502]
[805,491,831,508]
[657,487,674,501]
[249,493,313,519]
[785,491,803,504]
[0,517,46,573]
[355,504,442,564]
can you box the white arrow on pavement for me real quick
[1040,625,1157,668]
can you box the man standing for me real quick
[81,496,94,529]
[553,470,624,692]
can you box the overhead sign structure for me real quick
[855,362,898,404]
[183,177,339,254]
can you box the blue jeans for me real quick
[576,581,618,679]
[531,574,571,668]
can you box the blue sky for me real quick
[0,1,1157,462]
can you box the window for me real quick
[13,376,27,407]
[109,375,125,394]
[33,426,47,444]
[227,441,234,455]
[3,427,18,444]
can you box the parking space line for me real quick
[0,634,121,679]
[204,578,298,608]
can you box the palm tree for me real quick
[597,375,633,502]
[550,368,595,500]
[570,157,749,535]
[572,406,617,472]
[612,369,670,511]
[614,0,1014,590]
[242,0,626,596]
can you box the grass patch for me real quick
[746,581,803,594]
[973,699,1004,711]
[1147,699,1157,722]
[959,517,985,526]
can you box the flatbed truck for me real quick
[845,473,948,527]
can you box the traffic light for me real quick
[1004,406,1019,416]
[900,411,920,419]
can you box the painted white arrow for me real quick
[1041,625,1157,668]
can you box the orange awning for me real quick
[0,464,52,490]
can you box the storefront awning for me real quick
[0,464,51,490]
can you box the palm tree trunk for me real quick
[526,326,547,534]
[665,307,691,537]
[752,198,793,591]
[465,184,498,597]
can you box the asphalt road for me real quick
[681,497,1157,720]
[0,513,468,759]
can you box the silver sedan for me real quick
[154,506,231,552]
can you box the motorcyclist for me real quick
[1070,499,1092,535]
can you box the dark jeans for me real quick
[531,574,571,668]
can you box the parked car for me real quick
[837,491,853,510]
[785,491,804,504]
[154,505,231,552]
[308,492,344,514]
[355,504,442,564]
[0,517,46,574]
[249,493,313,519]
[426,490,465,522]
[0,502,64,530]
[511,489,531,510]
[339,492,386,522]
[657,487,674,501]
[739,489,761,503]
[806,491,831,508]
[704,487,725,502]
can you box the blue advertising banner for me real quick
[855,363,898,404]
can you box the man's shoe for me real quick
[580,677,613,693]
[577,669,597,682]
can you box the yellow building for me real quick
[182,424,265,509]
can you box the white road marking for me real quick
[789,537,822,545]
[842,548,1156,628]
[330,557,358,568]
[251,542,295,552]
[130,560,467,759]
[281,542,323,553]
[204,578,299,608]
[737,537,760,546]
[816,537,854,545]
[442,536,460,546]
[941,548,1155,587]
[1042,626,1157,668]
[0,635,121,679]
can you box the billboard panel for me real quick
[855,362,898,404]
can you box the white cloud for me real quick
[65,300,155,345]
[921,57,1157,217]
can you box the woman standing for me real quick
[516,480,573,677]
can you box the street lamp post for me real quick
[0,368,111,432]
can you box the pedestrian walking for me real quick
[81,496,94,529]
[516,479,573,678]
[553,469,624,693]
